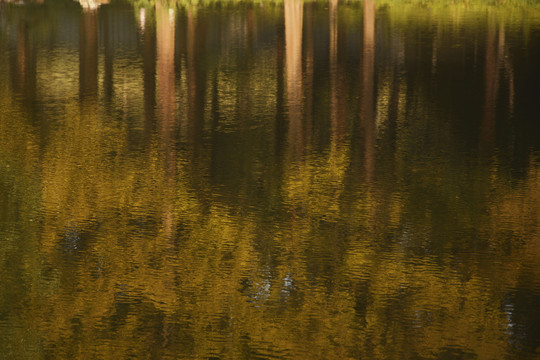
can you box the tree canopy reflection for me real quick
[0,0,539,358]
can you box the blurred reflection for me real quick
[274,13,286,155]
[79,9,98,103]
[329,0,345,143]
[285,0,303,160]
[0,1,539,359]
[103,6,114,102]
[77,0,108,11]
[480,14,507,159]
[186,7,207,149]
[156,3,176,237]
[141,7,157,137]
[156,4,175,138]
[11,18,36,99]
[304,3,314,145]
[480,14,498,158]
[360,0,375,180]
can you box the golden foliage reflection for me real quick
[0,1,539,359]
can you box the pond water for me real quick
[0,0,539,358]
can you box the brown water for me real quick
[1,0,540,358]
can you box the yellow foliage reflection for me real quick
[0,1,539,359]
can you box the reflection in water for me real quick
[285,0,303,160]
[481,13,506,159]
[12,16,36,100]
[103,6,114,102]
[304,2,314,147]
[77,0,108,11]
[186,6,207,150]
[142,5,157,137]
[329,0,344,144]
[156,3,176,238]
[0,0,540,359]
[361,0,375,181]
[79,9,98,103]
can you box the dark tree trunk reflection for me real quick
[480,15,506,159]
[12,20,36,99]
[142,8,157,138]
[79,9,98,104]
[361,0,376,181]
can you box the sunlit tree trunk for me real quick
[157,4,176,138]
[361,0,375,181]
[285,0,303,160]
[156,3,176,238]
[79,9,98,104]
[284,0,304,258]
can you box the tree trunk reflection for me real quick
[156,3,176,239]
[142,8,157,138]
[361,0,375,181]
[285,0,304,160]
[480,16,506,159]
[12,19,36,99]
[330,0,346,147]
[79,9,98,104]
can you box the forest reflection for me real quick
[0,0,539,358]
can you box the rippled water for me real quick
[0,0,539,358]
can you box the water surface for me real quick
[0,0,540,358]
